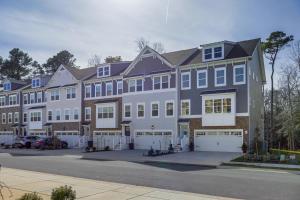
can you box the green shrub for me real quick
[17,192,43,200]
[51,185,76,200]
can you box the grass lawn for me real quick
[231,154,300,165]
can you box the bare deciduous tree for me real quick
[136,37,165,53]
[88,54,102,67]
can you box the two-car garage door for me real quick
[194,129,243,152]
[134,131,172,150]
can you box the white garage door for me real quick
[93,131,122,150]
[0,131,15,145]
[134,131,172,150]
[194,129,243,152]
[55,131,85,148]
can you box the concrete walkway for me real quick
[0,167,240,200]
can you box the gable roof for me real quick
[63,65,97,80]
[161,48,198,65]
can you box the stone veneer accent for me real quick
[188,116,249,145]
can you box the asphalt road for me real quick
[0,151,299,200]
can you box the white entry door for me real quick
[194,129,243,152]
[134,131,172,150]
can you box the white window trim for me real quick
[181,71,191,90]
[85,85,92,98]
[50,89,60,101]
[136,79,144,92]
[85,107,91,121]
[197,69,208,88]
[64,109,71,121]
[153,76,161,90]
[55,109,61,121]
[202,45,224,62]
[124,103,132,119]
[8,113,13,124]
[2,113,6,124]
[106,82,113,96]
[14,112,19,123]
[214,67,226,87]
[117,80,123,95]
[94,83,102,97]
[136,102,145,119]
[37,92,43,103]
[47,110,53,121]
[9,95,17,105]
[23,94,28,104]
[165,100,174,118]
[150,101,160,118]
[23,112,28,123]
[32,78,41,88]
[180,99,191,116]
[73,108,79,120]
[233,64,246,85]
[97,65,111,78]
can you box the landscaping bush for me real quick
[51,185,76,200]
[17,192,43,200]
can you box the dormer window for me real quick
[32,78,41,88]
[3,83,11,91]
[97,65,110,77]
[203,45,224,61]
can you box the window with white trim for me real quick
[153,77,161,90]
[106,82,113,96]
[215,67,226,86]
[136,79,143,91]
[0,96,5,106]
[95,84,101,97]
[214,47,222,58]
[32,78,41,88]
[205,100,213,113]
[128,80,135,92]
[37,92,42,103]
[9,95,17,105]
[66,87,76,99]
[124,104,131,118]
[23,94,28,105]
[205,98,232,114]
[64,109,70,120]
[85,85,91,98]
[203,46,223,61]
[165,101,174,117]
[117,80,123,94]
[73,108,79,120]
[151,102,159,118]
[97,65,110,77]
[162,75,169,89]
[204,48,212,60]
[30,93,35,104]
[23,112,28,123]
[234,64,246,84]
[97,106,114,119]
[30,112,41,122]
[2,113,6,124]
[214,99,222,113]
[14,112,19,123]
[137,103,145,118]
[197,69,207,88]
[153,75,169,90]
[48,110,52,121]
[181,100,190,116]
[56,110,61,121]
[181,72,190,89]
[50,89,59,101]
[85,107,91,120]
[3,83,11,91]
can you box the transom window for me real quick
[50,89,60,101]
[181,100,190,116]
[215,67,226,86]
[95,84,101,97]
[151,102,159,117]
[234,64,246,84]
[66,87,76,99]
[197,70,207,88]
[124,104,131,118]
[205,98,232,114]
[97,106,114,119]
[97,66,110,77]
[106,82,113,96]
[137,103,145,118]
[165,101,174,117]
[181,72,190,89]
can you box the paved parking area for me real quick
[0,167,239,200]
[0,148,240,166]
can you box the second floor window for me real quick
[30,112,41,122]
[117,81,123,94]
[85,85,91,98]
[166,101,174,117]
[56,110,61,121]
[106,82,113,96]
[8,113,13,123]
[197,70,207,88]
[2,113,6,124]
[50,89,59,101]
[66,87,76,99]
[9,95,17,105]
[30,93,35,104]
[95,84,101,97]
[234,64,246,84]
[37,92,42,103]
[97,106,114,119]
[215,67,226,86]
[124,104,131,118]
[0,96,5,106]
[73,109,79,120]
[85,107,91,120]
[23,113,27,123]
[137,103,145,118]
[14,112,19,123]
[181,72,190,89]
[23,94,28,104]
[205,98,232,114]
[181,100,190,116]
[151,102,159,117]
[48,110,52,121]
[64,109,70,120]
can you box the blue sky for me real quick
[0,0,299,85]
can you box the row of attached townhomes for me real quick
[0,38,266,152]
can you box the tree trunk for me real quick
[270,63,274,149]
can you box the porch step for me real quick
[174,144,182,152]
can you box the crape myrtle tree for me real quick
[262,31,293,149]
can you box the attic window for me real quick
[32,78,41,88]
[203,46,223,61]
[3,83,11,91]
[204,49,212,60]
[214,47,222,58]
[97,65,110,78]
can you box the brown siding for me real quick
[0,106,22,134]
[189,116,249,145]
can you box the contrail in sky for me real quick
[165,0,170,24]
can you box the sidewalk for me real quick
[0,167,239,200]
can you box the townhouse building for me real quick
[21,75,51,136]
[0,79,28,136]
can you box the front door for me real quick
[125,126,131,144]
[178,124,189,145]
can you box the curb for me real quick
[222,162,300,170]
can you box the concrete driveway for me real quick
[82,150,241,166]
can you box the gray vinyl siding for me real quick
[180,63,248,115]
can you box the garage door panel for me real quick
[134,131,172,150]
[194,130,242,152]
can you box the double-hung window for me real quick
[128,80,135,92]
[117,81,123,94]
[151,102,159,118]
[23,113,28,123]
[213,99,222,113]
[137,103,145,118]
[37,92,42,103]
[153,77,161,90]
[97,66,110,77]
[234,64,246,84]
[64,109,70,120]
[95,84,101,97]
[50,89,59,101]
[8,113,12,123]
[124,104,131,118]
[0,96,5,106]
[48,110,52,121]
[30,112,41,122]
[161,75,169,89]
[204,48,212,60]
[153,75,169,90]
[14,112,19,123]
[66,87,76,99]
[85,107,91,121]
[23,94,28,105]
[56,110,61,121]
[73,108,79,120]
[215,67,226,86]
[197,69,207,88]
[136,79,143,91]
[165,101,174,117]
[32,78,40,88]
[181,100,190,116]
[214,47,222,58]
[30,93,35,104]
[9,95,17,105]
[85,85,91,98]
[2,113,6,124]
[106,82,113,96]
[181,72,190,89]
[205,100,213,113]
